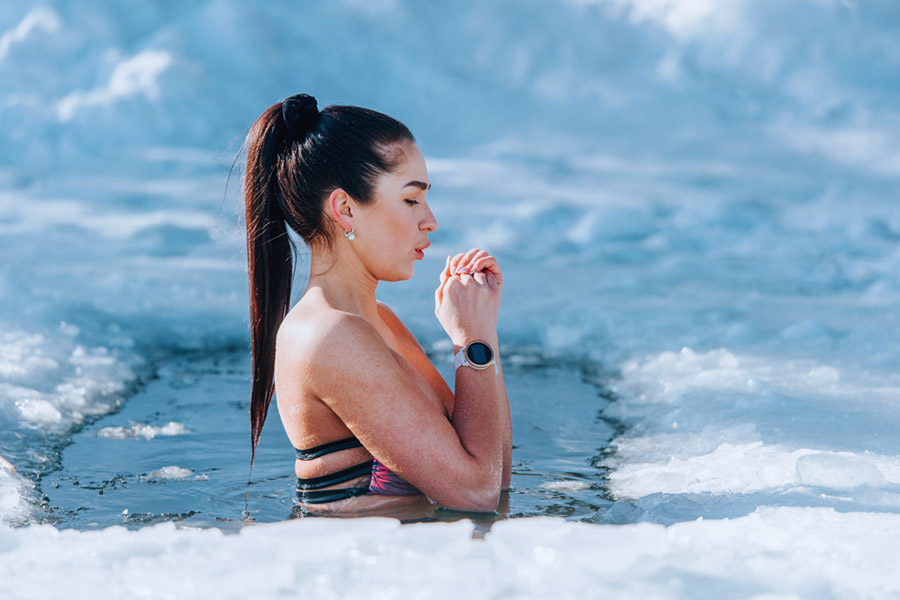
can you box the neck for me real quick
[306,242,381,326]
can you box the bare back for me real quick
[274,291,453,483]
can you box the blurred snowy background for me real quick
[2,1,900,597]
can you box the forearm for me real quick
[451,336,504,496]
[495,355,512,490]
[435,249,506,507]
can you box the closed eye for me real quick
[404,199,420,206]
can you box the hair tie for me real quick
[282,93,319,142]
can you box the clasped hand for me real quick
[434,249,503,346]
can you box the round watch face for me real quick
[465,342,493,366]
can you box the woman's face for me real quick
[354,142,437,281]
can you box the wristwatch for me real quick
[454,341,498,374]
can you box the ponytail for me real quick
[242,94,415,466]
[245,103,293,466]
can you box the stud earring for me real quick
[345,228,355,241]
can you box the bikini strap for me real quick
[294,485,370,505]
[295,459,374,490]
[294,436,364,460]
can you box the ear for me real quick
[326,188,354,234]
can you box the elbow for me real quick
[465,487,500,513]
[444,473,501,513]
[443,487,498,513]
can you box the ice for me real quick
[806,365,840,386]
[778,125,900,177]
[540,481,592,492]
[0,333,58,384]
[2,508,900,598]
[2,0,900,596]
[0,330,136,432]
[57,50,173,122]
[14,394,62,426]
[795,454,889,490]
[593,0,734,41]
[603,345,900,527]
[97,421,188,440]
[145,466,194,481]
[0,467,36,527]
[611,441,900,498]
[0,7,59,61]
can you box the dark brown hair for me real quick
[244,95,414,464]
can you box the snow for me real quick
[3,508,900,598]
[145,466,196,481]
[2,0,900,595]
[97,421,188,440]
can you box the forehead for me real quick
[383,143,428,184]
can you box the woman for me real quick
[244,94,511,514]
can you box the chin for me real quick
[379,266,414,282]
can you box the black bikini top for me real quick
[295,436,363,460]
[293,437,372,504]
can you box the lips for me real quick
[414,241,429,260]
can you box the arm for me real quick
[442,250,511,490]
[453,339,512,490]
[378,299,509,488]
[307,313,503,512]
[376,301,455,413]
[495,356,512,490]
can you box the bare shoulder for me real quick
[277,304,381,373]
[375,300,402,328]
[376,301,423,350]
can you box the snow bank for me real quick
[2,508,899,599]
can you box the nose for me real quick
[420,203,438,232]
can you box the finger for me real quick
[461,248,486,267]
[448,252,467,275]
[454,248,486,274]
[469,254,500,276]
[472,270,487,285]
[459,251,489,275]
[436,271,457,308]
[440,260,459,304]
[439,255,451,285]
[442,274,462,297]
[439,255,456,305]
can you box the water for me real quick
[38,349,614,529]
[3,0,900,597]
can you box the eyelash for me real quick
[404,199,420,206]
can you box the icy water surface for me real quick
[39,349,615,530]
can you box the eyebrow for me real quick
[403,180,431,191]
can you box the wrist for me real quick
[453,339,500,374]
[452,334,498,353]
